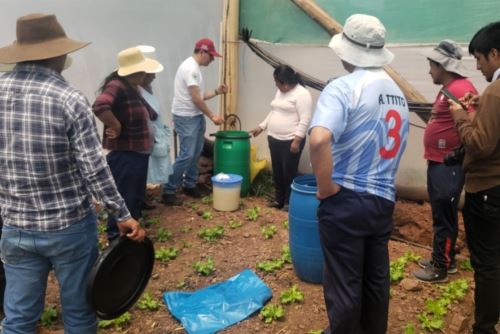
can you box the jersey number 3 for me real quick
[379,109,401,159]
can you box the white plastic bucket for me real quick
[211,173,243,211]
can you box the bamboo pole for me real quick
[290,0,429,106]
[220,0,240,123]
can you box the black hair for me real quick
[98,70,129,93]
[469,21,500,56]
[273,65,304,86]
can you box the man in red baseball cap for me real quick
[195,38,222,58]
[162,38,227,206]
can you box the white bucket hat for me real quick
[329,14,394,67]
[117,47,162,77]
[422,40,470,77]
[136,45,164,74]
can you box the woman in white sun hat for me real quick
[309,14,410,334]
[93,46,163,241]
[136,45,173,209]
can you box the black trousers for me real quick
[427,161,464,268]
[267,136,304,207]
[317,187,394,334]
[106,151,149,240]
[463,186,500,334]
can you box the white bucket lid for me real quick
[211,173,243,186]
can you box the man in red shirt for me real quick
[413,40,477,282]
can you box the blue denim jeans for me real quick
[164,114,206,194]
[0,213,99,334]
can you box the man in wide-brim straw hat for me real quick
[309,14,410,334]
[0,13,145,333]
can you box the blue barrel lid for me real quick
[211,173,243,186]
[291,175,317,194]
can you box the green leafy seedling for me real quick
[156,227,172,242]
[155,247,179,263]
[280,285,304,304]
[98,312,131,329]
[261,224,277,239]
[460,259,474,272]
[228,219,243,229]
[145,216,160,227]
[194,257,215,276]
[389,251,421,283]
[282,219,289,229]
[246,206,261,221]
[189,202,199,210]
[181,226,192,233]
[281,245,292,264]
[256,258,284,273]
[308,331,322,334]
[176,280,187,289]
[417,279,469,331]
[259,304,285,323]
[198,226,224,242]
[201,195,212,204]
[403,323,416,334]
[201,209,213,220]
[40,306,58,327]
[136,292,160,311]
[97,223,106,234]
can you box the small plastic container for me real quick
[211,173,243,211]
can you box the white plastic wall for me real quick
[0,1,489,197]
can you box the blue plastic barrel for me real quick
[288,175,324,283]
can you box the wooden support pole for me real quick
[220,0,240,121]
[291,0,429,110]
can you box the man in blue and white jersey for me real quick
[309,14,409,334]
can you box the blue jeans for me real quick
[164,114,206,194]
[0,213,99,334]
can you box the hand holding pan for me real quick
[86,236,155,320]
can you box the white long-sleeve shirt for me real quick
[259,84,312,140]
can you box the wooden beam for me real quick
[220,0,240,122]
[291,0,429,120]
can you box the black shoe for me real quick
[182,187,203,198]
[162,194,182,206]
[413,263,448,283]
[418,258,458,274]
[141,201,156,210]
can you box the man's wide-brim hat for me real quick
[422,40,471,77]
[329,14,394,68]
[0,13,89,64]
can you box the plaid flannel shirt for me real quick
[92,79,156,152]
[0,64,130,231]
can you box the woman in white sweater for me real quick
[250,65,313,211]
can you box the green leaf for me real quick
[280,285,304,304]
[136,292,160,311]
[259,304,285,323]
[40,306,58,326]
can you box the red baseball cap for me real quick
[195,38,221,58]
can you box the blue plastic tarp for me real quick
[163,269,272,334]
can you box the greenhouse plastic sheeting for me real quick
[163,269,272,334]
